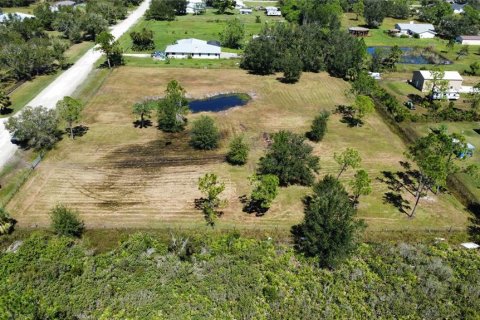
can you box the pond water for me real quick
[189,94,250,113]
[367,46,452,65]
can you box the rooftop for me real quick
[395,23,436,34]
[0,12,35,23]
[458,35,480,40]
[165,38,221,54]
[417,70,463,81]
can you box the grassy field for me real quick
[118,9,284,53]
[6,67,469,232]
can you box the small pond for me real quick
[367,46,452,65]
[189,94,250,113]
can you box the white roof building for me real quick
[460,242,480,249]
[186,0,206,14]
[395,22,436,38]
[0,12,35,23]
[165,39,221,59]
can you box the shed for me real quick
[240,8,253,14]
[411,70,463,92]
[456,35,480,46]
[165,38,221,59]
[460,242,479,249]
[349,27,369,37]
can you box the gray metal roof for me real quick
[395,23,436,34]
[0,12,35,23]
[165,39,221,54]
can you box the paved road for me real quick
[0,0,150,169]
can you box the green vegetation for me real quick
[132,100,154,128]
[49,204,84,238]
[198,173,226,226]
[57,96,83,139]
[220,17,245,49]
[226,135,249,165]
[334,148,362,179]
[95,31,124,68]
[157,79,189,132]
[130,28,155,51]
[190,115,220,150]
[246,174,279,214]
[307,110,329,142]
[0,207,14,235]
[1,232,479,318]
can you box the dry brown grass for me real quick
[7,67,470,231]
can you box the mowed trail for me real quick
[0,0,151,169]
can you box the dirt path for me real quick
[0,0,151,169]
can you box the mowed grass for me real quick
[117,9,284,53]
[6,67,469,232]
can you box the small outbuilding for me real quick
[266,7,281,16]
[165,38,221,59]
[0,12,35,23]
[349,27,369,37]
[411,70,463,92]
[456,35,480,46]
[239,8,253,14]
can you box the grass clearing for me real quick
[6,67,470,232]
[118,9,284,53]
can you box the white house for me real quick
[456,35,480,45]
[0,12,35,23]
[266,7,281,16]
[394,22,436,38]
[165,39,221,59]
[239,8,253,15]
[186,0,206,14]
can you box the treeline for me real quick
[0,0,35,7]
[146,0,188,20]
[0,232,479,318]
[241,23,366,81]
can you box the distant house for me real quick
[50,0,76,12]
[240,8,253,15]
[235,0,246,9]
[186,0,206,14]
[349,27,369,37]
[0,12,35,23]
[165,39,221,59]
[394,22,436,38]
[266,7,281,16]
[456,35,480,45]
[411,70,463,93]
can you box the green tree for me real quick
[469,61,480,76]
[190,116,220,150]
[132,101,153,128]
[427,67,449,101]
[247,174,280,214]
[33,2,55,30]
[220,18,245,49]
[457,45,470,60]
[240,37,277,75]
[213,0,235,14]
[146,0,176,20]
[226,135,249,165]
[0,90,11,114]
[352,0,364,20]
[157,80,189,132]
[307,111,329,142]
[469,82,480,111]
[57,96,83,139]
[352,95,375,124]
[293,175,364,268]
[95,31,124,68]
[50,204,85,238]
[198,173,226,226]
[0,208,15,236]
[258,131,320,186]
[82,12,108,40]
[130,28,155,51]
[334,148,362,178]
[282,49,303,83]
[364,0,386,27]
[5,106,60,150]
[350,169,372,204]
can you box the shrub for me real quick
[307,111,329,142]
[0,208,15,235]
[246,174,279,214]
[190,116,220,150]
[226,135,249,165]
[50,204,84,237]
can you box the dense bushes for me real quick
[0,232,479,318]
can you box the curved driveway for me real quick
[0,0,151,168]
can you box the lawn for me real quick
[117,8,284,53]
[6,67,470,232]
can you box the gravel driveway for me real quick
[0,0,151,169]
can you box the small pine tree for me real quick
[307,111,329,142]
[190,116,220,150]
[50,204,84,237]
[282,49,303,83]
[226,135,249,165]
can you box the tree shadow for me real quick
[383,191,411,214]
[0,107,13,115]
[239,195,269,216]
[407,93,424,104]
[335,105,362,127]
[133,119,153,128]
[467,202,480,242]
[71,125,89,138]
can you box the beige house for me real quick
[411,70,463,92]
